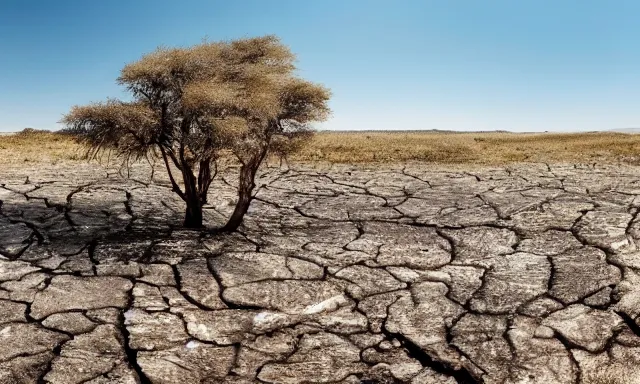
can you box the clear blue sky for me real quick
[1,0,639,132]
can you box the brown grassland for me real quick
[2,129,640,166]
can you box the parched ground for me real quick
[1,161,640,384]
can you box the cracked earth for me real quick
[1,161,640,384]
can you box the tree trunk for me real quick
[184,195,203,228]
[182,166,203,228]
[222,164,256,232]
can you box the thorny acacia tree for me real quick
[62,36,331,230]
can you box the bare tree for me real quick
[62,36,331,230]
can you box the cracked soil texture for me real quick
[1,161,640,383]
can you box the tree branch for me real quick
[165,147,183,172]
[197,159,215,202]
[159,145,186,201]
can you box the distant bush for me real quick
[17,128,51,136]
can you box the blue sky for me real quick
[1,0,639,132]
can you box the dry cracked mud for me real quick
[1,161,640,383]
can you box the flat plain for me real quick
[5,129,640,165]
[1,131,640,383]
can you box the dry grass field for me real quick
[292,130,640,164]
[3,129,640,166]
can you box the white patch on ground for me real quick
[186,340,200,349]
[302,294,348,315]
[252,311,291,329]
[123,309,136,323]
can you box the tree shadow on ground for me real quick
[0,194,253,267]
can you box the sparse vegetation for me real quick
[4,130,640,167]
[0,129,83,164]
[290,130,640,164]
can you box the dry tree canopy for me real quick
[62,35,331,229]
[63,35,331,163]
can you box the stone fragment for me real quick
[139,263,175,286]
[0,260,39,282]
[0,299,26,324]
[410,368,457,383]
[0,323,68,361]
[542,305,623,352]
[184,309,256,345]
[614,268,640,320]
[510,204,585,233]
[0,220,32,256]
[335,265,405,298]
[533,325,555,339]
[202,232,259,254]
[517,230,582,256]
[386,282,463,367]
[299,194,400,221]
[258,332,366,383]
[1,272,47,302]
[42,312,96,334]
[0,352,54,384]
[160,286,200,314]
[44,325,125,384]
[80,363,138,384]
[469,253,550,313]
[93,238,153,263]
[347,222,451,269]
[385,266,425,282]
[58,254,95,275]
[176,259,226,309]
[95,262,140,277]
[441,227,517,266]
[210,252,323,287]
[481,189,558,218]
[395,197,445,219]
[305,305,368,334]
[85,307,121,324]
[508,316,577,383]
[574,210,632,251]
[349,333,386,349]
[139,342,234,383]
[573,349,640,384]
[609,343,640,365]
[550,247,621,304]
[361,347,423,381]
[584,287,612,307]
[36,253,67,270]
[437,265,484,304]
[450,314,511,382]
[223,280,344,314]
[30,275,132,319]
[358,291,409,333]
[519,296,564,317]
[233,331,297,376]
[125,308,189,350]
[425,205,499,227]
[610,249,640,269]
[132,282,168,311]
[616,327,640,347]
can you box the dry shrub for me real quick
[0,129,84,165]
